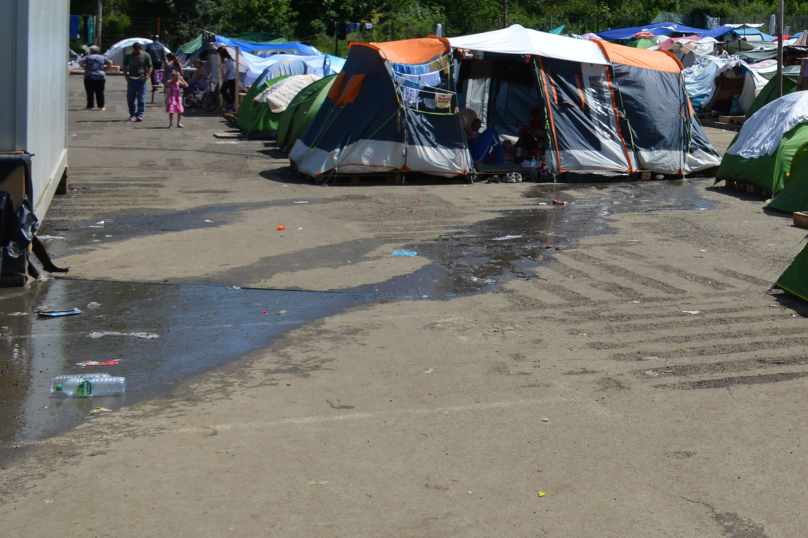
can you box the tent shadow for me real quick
[761,206,795,219]
[258,169,310,185]
[705,185,770,202]
[769,290,808,317]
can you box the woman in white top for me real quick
[217,46,236,109]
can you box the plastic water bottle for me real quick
[55,376,126,397]
[50,373,110,393]
[529,156,538,181]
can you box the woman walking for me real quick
[79,46,112,110]
[217,46,236,110]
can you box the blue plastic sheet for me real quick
[392,250,417,257]
[683,56,728,111]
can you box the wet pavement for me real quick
[1,178,717,450]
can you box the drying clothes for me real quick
[419,71,440,87]
[365,23,373,30]
[402,87,419,107]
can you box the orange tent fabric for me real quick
[595,41,682,73]
[351,37,450,64]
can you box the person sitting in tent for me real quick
[514,106,549,177]
[462,112,504,164]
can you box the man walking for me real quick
[123,42,153,121]
[146,35,166,85]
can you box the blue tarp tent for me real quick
[731,27,775,41]
[697,25,735,40]
[683,56,729,111]
[597,22,708,41]
[215,36,319,56]
[250,54,344,86]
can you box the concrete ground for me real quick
[0,75,805,537]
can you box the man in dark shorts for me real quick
[145,36,166,85]
[123,42,153,121]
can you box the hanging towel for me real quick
[69,15,80,39]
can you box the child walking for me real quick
[165,71,187,128]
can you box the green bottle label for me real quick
[77,379,92,396]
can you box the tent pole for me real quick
[777,0,784,97]
[503,0,508,28]
[96,0,102,48]
[234,46,240,113]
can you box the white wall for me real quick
[0,0,69,219]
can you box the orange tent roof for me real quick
[351,37,450,64]
[595,41,683,73]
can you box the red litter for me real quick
[77,360,121,367]
[552,200,567,205]
[262,310,269,314]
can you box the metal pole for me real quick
[334,21,338,56]
[778,0,784,97]
[503,0,508,27]
[96,0,103,48]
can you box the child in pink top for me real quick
[165,71,187,128]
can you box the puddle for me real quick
[3,179,717,450]
[0,279,375,452]
[384,179,717,294]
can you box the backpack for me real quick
[146,42,163,68]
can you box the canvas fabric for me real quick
[277,75,337,150]
[776,242,808,302]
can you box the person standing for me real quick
[123,42,153,122]
[146,35,166,85]
[165,71,187,128]
[217,46,236,110]
[78,45,112,110]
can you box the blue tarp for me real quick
[697,25,735,40]
[683,56,729,111]
[597,22,708,41]
[731,28,776,41]
[247,54,345,86]
[216,36,319,56]
[69,15,80,39]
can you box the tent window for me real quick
[335,74,366,106]
[327,72,347,101]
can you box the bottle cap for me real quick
[56,384,63,391]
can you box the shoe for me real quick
[177,123,184,129]
[136,117,143,122]
[129,116,136,121]
[85,107,93,110]
[515,173,523,183]
[99,107,105,111]
[167,124,173,129]
[224,104,234,110]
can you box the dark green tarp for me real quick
[717,124,808,195]
[767,143,808,212]
[745,66,801,117]
[276,75,336,151]
[776,242,808,302]
[236,75,293,138]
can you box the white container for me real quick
[50,374,111,393]
[55,376,125,397]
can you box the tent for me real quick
[767,144,808,213]
[775,243,808,301]
[237,75,296,139]
[277,75,337,151]
[702,60,769,114]
[626,37,658,49]
[597,22,708,41]
[449,26,718,175]
[291,37,472,178]
[745,65,801,117]
[246,54,344,86]
[684,56,729,110]
[729,27,775,41]
[177,32,286,57]
[104,38,170,67]
[717,92,808,195]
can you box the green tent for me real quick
[276,75,336,151]
[745,66,801,117]
[717,123,808,195]
[766,144,808,212]
[549,25,565,35]
[236,75,293,139]
[776,242,808,302]
[626,37,658,49]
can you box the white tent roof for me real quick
[447,25,609,66]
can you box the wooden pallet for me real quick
[724,179,767,198]
[313,172,472,186]
[794,212,808,229]
[213,131,241,139]
[718,116,748,125]
[639,170,652,180]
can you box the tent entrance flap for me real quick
[539,57,634,173]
